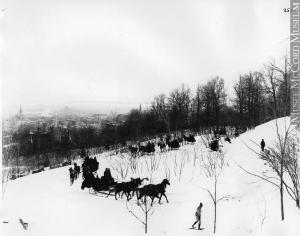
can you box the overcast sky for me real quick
[0,0,289,115]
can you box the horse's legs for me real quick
[106,188,112,198]
[121,191,126,199]
[126,192,130,201]
[151,197,155,206]
[158,193,162,203]
[163,193,169,203]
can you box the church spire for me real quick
[19,104,23,116]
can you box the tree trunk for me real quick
[145,201,148,234]
[296,189,299,208]
[214,179,217,233]
[280,162,284,220]
[214,202,217,234]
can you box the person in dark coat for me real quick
[69,167,75,185]
[192,202,203,229]
[260,139,265,151]
[101,168,114,188]
[74,163,80,179]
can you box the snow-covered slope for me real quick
[1,117,299,236]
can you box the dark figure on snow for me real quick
[225,136,231,143]
[192,202,203,229]
[209,139,219,152]
[101,168,115,187]
[260,139,265,152]
[69,167,75,185]
[74,163,80,179]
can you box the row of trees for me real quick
[111,57,290,143]
[8,57,291,156]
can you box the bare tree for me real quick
[151,94,171,133]
[199,133,215,149]
[233,72,265,127]
[284,130,300,208]
[240,119,299,220]
[2,167,12,199]
[233,76,246,122]
[168,84,191,130]
[191,84,204,129]
[202,77,227,128]
[144,154,161,182]
[126,196,155,234]
[111,155,129,181]
[267,57,290,117]
[201,150,231,233]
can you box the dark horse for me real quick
[128,145,139,156]
[166,138,180,150]
[209,139,219,151]
[137,179,170,206]
[110,177,148,201]
[157,141,167,152]
[139,142,155,155]
[32,167,45,174]
[183,134,196,144]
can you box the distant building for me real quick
[15,105,25,121]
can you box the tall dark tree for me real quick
[168,84,191,130]
[202,77,226,128]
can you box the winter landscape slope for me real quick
[1,117,299,236]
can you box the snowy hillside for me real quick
[1,117,300,236]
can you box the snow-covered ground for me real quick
[1,117,299,236]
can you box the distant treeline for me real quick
[7,57,290,158]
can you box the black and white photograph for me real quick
[1,0,300,235]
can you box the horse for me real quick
[139,142,155,155]
[166,139,180,150]
[218,128,227,136]
[32,167,45,174]
[128,145,139,156]
[157,141,167,152]
[183,134,196,144]
[62,161,71,167]
[123,177,149,200]
[209,139,219,151]
[110,177,148,201]
[137,179,170,206]
[177,136,184,146]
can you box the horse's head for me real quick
[142,177,149,182]
[162,179,170,187]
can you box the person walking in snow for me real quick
[69,167,75,185]
[260,139,265,152]
[192,202,203,229]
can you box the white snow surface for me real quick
[1,117,300,236]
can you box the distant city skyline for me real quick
[1,0,289,116]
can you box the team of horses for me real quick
[79,155,171,205]
[128,133,197,157]
[81,168,170,205]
